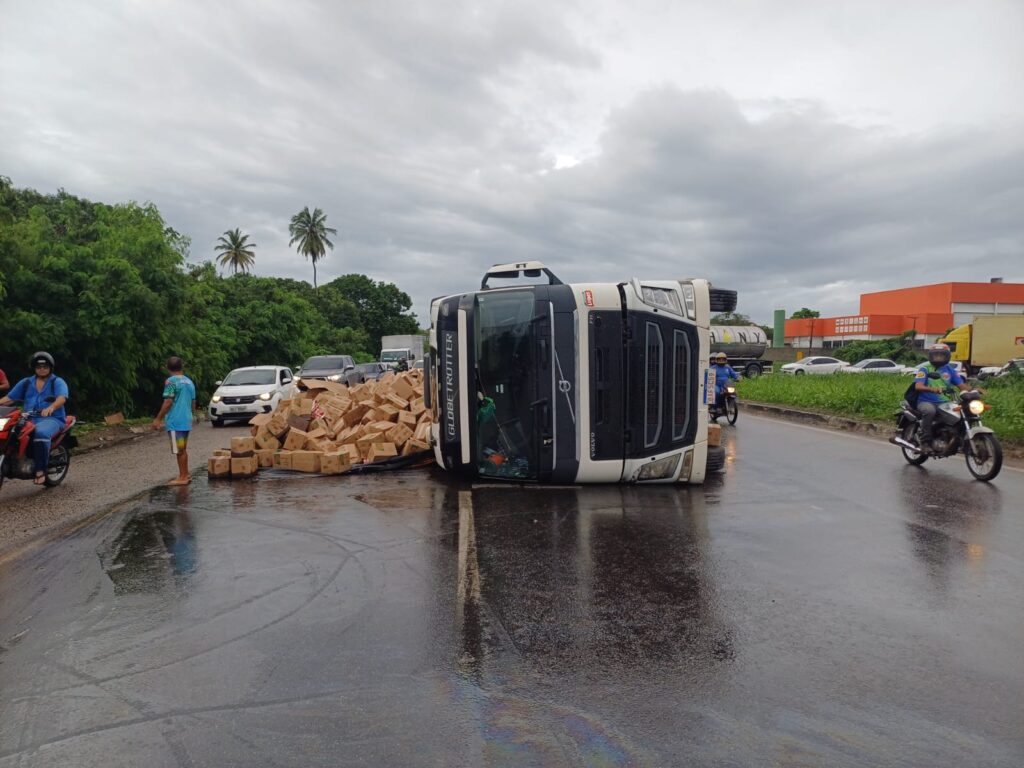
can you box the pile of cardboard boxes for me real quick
[208,370,433,480]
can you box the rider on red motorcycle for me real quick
[0,352,70,485]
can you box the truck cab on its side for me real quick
[426,262,737,484]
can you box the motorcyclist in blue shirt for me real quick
[711,352,739,413]
[914,343,970,453]
[0,352,69,484]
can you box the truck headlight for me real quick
[211,395,222,403]
[328,374,342,381]
[259,392,273,401]
[968,399,985,415]
[637,454,681,481]
[640,286,683,315]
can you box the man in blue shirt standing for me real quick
[0,352,70,484]
[151,356,196,486]
[913,343,970,454]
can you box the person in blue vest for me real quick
[711,352,739,413]
[914,343,970,453]
[0,352,70,485]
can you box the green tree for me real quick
[288,207,336,291]
[790,308,820,319]
[323,274,420,354]
[214,228,256,274]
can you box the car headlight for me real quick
[211,395,222,403]
[968,399,985,415]
[637,454,681,481]
[328,374,342,381]
[0,417,9,431]
[294,376,302,384]
[259,392,273,401]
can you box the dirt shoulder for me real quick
[0,422,248,560]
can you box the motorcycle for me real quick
[0,403,77,490]
[709,383,739,425]
[889,373,1002,481]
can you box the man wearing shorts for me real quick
[151,356,196,486]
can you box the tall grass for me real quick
[738,373,1024,440]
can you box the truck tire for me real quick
[709,288,738,313]
[743,362,762,378]
[706,445,726,474]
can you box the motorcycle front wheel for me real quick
[965,433,1002,482]
[45,444,70,487]
[726,398,739,425]
[900,424,928,466]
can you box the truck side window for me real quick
[645,322,663,448]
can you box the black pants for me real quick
[918,401,939,442]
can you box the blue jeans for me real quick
[30,416,64,474]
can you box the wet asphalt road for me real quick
[1,414,1022,767]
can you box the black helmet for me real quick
[30,351,55,371]
[927,343,951,367]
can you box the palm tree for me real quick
[288,206,337,291]
[214,228,257,275]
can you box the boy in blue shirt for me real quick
[151,356,196,486]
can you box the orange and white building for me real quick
[785,281,1024,349]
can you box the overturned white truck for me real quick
[425,262,737,484]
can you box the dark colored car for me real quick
[355,362,388,381]
[296,355,365,388]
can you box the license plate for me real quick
[230,406,247,412]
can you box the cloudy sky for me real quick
[2,0,1022,323]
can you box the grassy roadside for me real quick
[738,373,1024,441]
[74,416,153,437]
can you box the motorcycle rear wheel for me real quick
[900,424,927,465]
[45,444,70,487]
[726,399,738,425]
[965,433,1002,482]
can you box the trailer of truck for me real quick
[940,315,1024,374]
[709,325,771,377]
[425,261,737,484]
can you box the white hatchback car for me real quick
[209,365,295,426]
[839,358,911,375]
[780,356,850,375]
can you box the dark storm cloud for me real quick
[1,1,1021,323]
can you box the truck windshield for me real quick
[380,349,409,363]
[474,291,539,480]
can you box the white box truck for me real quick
[380,335,425,367]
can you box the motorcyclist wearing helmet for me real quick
[711,352,740,414]
[913,343,969,453]
[0,352,70,484]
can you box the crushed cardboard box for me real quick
[209,370,434,481]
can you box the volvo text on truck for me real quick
[425,262,737,484]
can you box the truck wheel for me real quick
[706,445,726,474]
[709,288,738,313]
[744,363,761,378]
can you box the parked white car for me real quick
[979,358,1024,379]
[209,365,295,426]
[839,358,911,375]
[780,356,850,375]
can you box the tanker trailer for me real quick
[709,325,771,377]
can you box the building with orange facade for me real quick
[785,281,1024,349]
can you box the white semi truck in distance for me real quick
[425,261,738,484]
